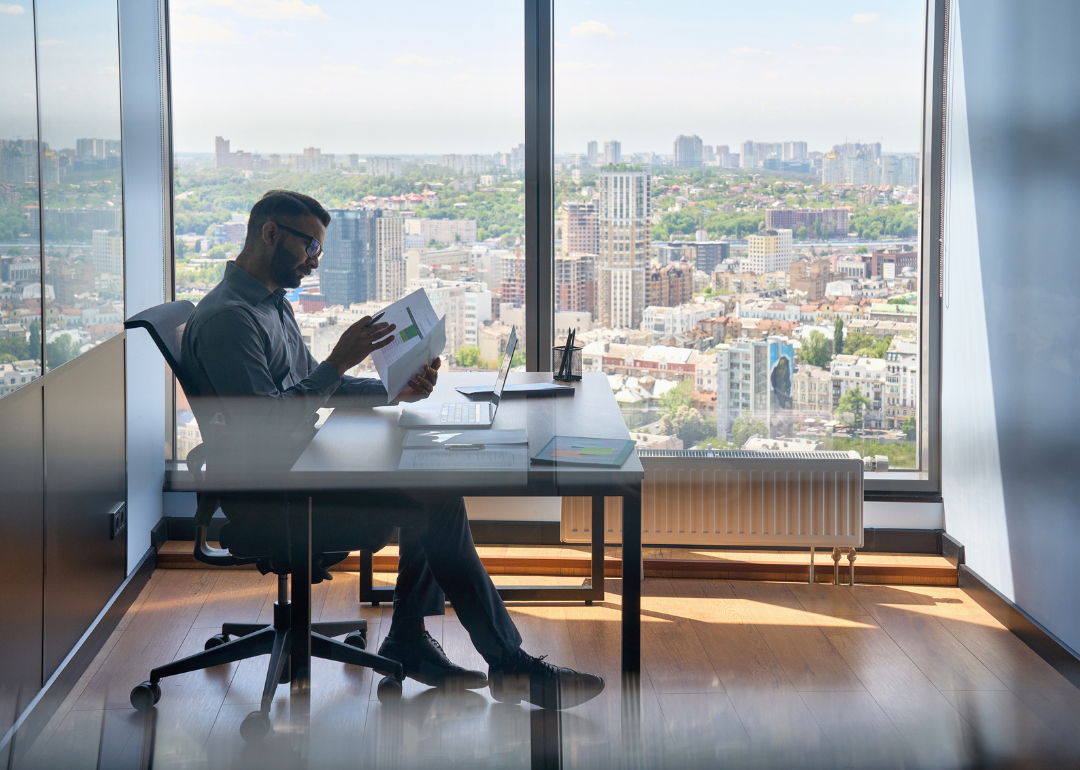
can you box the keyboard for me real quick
[440,402,483,423]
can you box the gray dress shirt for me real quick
[182,261,387,469]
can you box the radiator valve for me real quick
[862,455,890,472]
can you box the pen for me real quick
[446,444,485,450]
[365,311,385,328]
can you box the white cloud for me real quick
[253,29,295,39]
[392,53,462,68]
[852,13,881,23]
[732,47,770,55]
[0,4,26,14]
[171,13,239,45]
[171,0,327,20]
[817,45,845,53]
[320,64,365,74]
[569,21,624,38]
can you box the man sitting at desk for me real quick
[181,189,604,710]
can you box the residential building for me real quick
[366,157,402,178]
[373,214,405,302]
[823,150,844,184]
[744,229,793,274]
[603,140,621,166]
[586,140,598,167]
[597,169,650,328]
[560,200,599,255]
[645,260,693,308]
[793,364,833,416]
[554,252,597,315]
[790,259,835,302]
[764,207,849,238]
[643,301,721,341]
[403,218,478,246]
[830,354,887,427]
[92,229,123,277]
[673,135,704,168]
[714,335,794,440]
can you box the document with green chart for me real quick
[532,436,635,466]
[368,288,445,398]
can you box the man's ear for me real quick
[261,220,278,246]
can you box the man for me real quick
[181,190,604,710]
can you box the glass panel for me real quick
[554,1,924,468]
[170,1,524,459]
[36,0,124,373]
[0,0,43,397]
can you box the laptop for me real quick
[398,326,517,428]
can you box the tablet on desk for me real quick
[456,383,574,399]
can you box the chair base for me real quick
[131,576,404,740]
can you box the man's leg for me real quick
[389,527,445,630]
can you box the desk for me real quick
[287,371,644,693]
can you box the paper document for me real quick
[403,429,528,448]
[398,446,528,471]
[369,288,446,399]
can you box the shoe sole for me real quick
[490,674,604,710]
[379,652,488,690]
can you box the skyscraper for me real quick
[603,140,621,166]
[560,200,598,256]
[586,140,598,167]
[322,209,379,307]
[822,150,844,184]
[374,215,405,302]
[598,169,651,328]
[673,135,704,168]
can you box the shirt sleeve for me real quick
[328,374,390,408]
[193,306,341,434]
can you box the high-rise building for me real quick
[215,136,230,168]
[560,200,598,256]
[716,145,731,166]
[555,253,597,315]
[881,153,920,186]
[510,143,525,174]
[603,140,621,166]
[499,250,526,309]
[744,229,793,274]
[646,261,694,308]
[321,209,380,307]
[782,141,808,161]
[740,140,756,168]
[703,146,715,163]
[845,149,879,186]
[765,207,850,237]
[92,230,123,276]
[366,157,402,178]
[822,150,844,184]
[374,215,405,302]
[586,141,598,167]
[598,169,651,328]
[715,336,795,441]
[673,135,704,168]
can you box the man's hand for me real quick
[393,357,441,403]
[325,316,397,376]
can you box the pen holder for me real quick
[552,345,583,381]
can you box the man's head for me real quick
[241,190,331,290]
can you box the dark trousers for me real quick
[219,491,522,665]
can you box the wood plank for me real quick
[799,691,907,770]
[729,582,867,692]
[190,569,276,630]
[639,579,723,694]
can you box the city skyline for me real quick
[167,0,924,156]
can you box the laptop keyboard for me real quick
[441,402,482,423]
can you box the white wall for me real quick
[943,0,1080,650]
[119,0,169,574]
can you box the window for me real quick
[168,0,524,459]
[553,0,930,470]
[0,0,124,399]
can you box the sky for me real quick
[3,0,928,157]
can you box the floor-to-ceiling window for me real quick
[168,0,525,459]
[553,1,931,472]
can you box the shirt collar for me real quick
[224,261,287,306]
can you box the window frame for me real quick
[162,0,947,496]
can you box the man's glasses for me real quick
[274,222,322,259]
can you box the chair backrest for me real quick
[124,300,197,393]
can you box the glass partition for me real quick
[0,0,43,396]
[35,0,125,373]
[554,1,925,468]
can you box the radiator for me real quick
[561,450,864,549]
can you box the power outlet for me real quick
[109,502,126,540]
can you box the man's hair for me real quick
[246,190,331,243]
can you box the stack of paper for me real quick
[369,288,446,399]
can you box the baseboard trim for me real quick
[160,516,942,553]
[959,564,1080,690]
[0,546,155,758]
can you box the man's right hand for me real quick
[325,316,397,376]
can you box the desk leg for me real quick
[589,495,605,603]
[621,487,641,676]
[289,495,313,704]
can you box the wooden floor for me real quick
[14,569,1080,770]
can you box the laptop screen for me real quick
[490,325,517,410]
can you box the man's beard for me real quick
[270,240,304,289]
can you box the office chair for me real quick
[124,301,404,742]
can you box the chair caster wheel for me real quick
[130,681,161,711]
[240,710,272,742]
[204,634,230,650]
[344,631,367,650]
[377,676,402,703]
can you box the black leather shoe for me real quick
[489,650,605,710]
[378,630,487,690]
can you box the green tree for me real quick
[660,405,708,448]
[833,317,845,356]
[511,351,525,368]
[46,333,80,369]
[456,346,480,368]
[798,330,831,368]
[901,415,917,441]
[658,378,693,415]
[732,410,768,448]
[835,388,871,429]
[28,319,40,361]
[854,245,868,254]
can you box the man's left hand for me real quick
[394,357,441,403]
